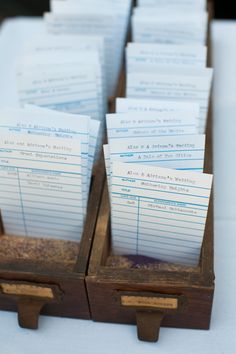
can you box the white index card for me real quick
[132,10,208,45]
[108,134,206,172]
[126,69,213,133]
[126,43,207,72]
[116,98,200,124]
[110,161,213,266]
[106,111,198,141]
[0,131,84,241]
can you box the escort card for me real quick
[0,131,83,241]
[126,69,213,133]
[126,43,207,73]
[110,161,213,265]
[106,111,198,141]
[132,9,208,45]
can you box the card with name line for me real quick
[23,34,107,98]
[116,97,200,119]
[0,107,94,214]
[0,131,84,241]
[106,111,198,141]
[24,104,100,173]
[105,134,205,193]
[110,161,212,265]
[17,51,106,116]
[126,43,207,72]
[126,70,213,133]
[17,54,103,118]
[16,64,104,159]
[17,66,98,116]
[109,134,205,170]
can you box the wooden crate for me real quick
[86,106,214,342]
[86,6,214,341]
[0,160,105,329]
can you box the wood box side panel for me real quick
[87,277,214,330]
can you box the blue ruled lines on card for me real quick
[106,111,198,140]
[0,131,85,242]
[110,161,213,266]
[108,135,206,174]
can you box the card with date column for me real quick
[0,107,92,214]
[0,131,83,241]
[110,160,213,266]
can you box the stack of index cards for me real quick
[16,37,105,160]
[44,0,132,97]
[0,2,132,244]
[104,0,213,266]
[110,162,213,266]
[105,110,213,265]
[0,106,100,242]
[9,0,132,159]
[132,0,208,45]
[128,0,213,134]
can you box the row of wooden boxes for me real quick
[0,105,214,344]
[0,6,214,346]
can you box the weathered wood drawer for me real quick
[86,109,214,341]
[0,160,105,329]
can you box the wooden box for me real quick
[86,8,214,341]
[86,111,214,342]
[0,161,105,329]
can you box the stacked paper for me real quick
[0,106,100,241]
[0,1,132,161]
[0,16,106,242]
[0,18,46,109]
[105,0,213,265]
[16,43,105,159]
[137,0,206,11]
[132,2,208,45]
[111,161,212,266]
[127,0,212,133]
[0,1,133,243]
[45,0,132,97]
[126,67,213,134]
[0,0,132,245]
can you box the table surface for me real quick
[0,18,236,354]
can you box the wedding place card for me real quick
[0,131,84,241]
[126,68,213,133]
[126,43,207,73]
[106,111,198,141]
[110,160,213,265]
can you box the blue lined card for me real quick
[0,131,83,241]
[110,161,212,266]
